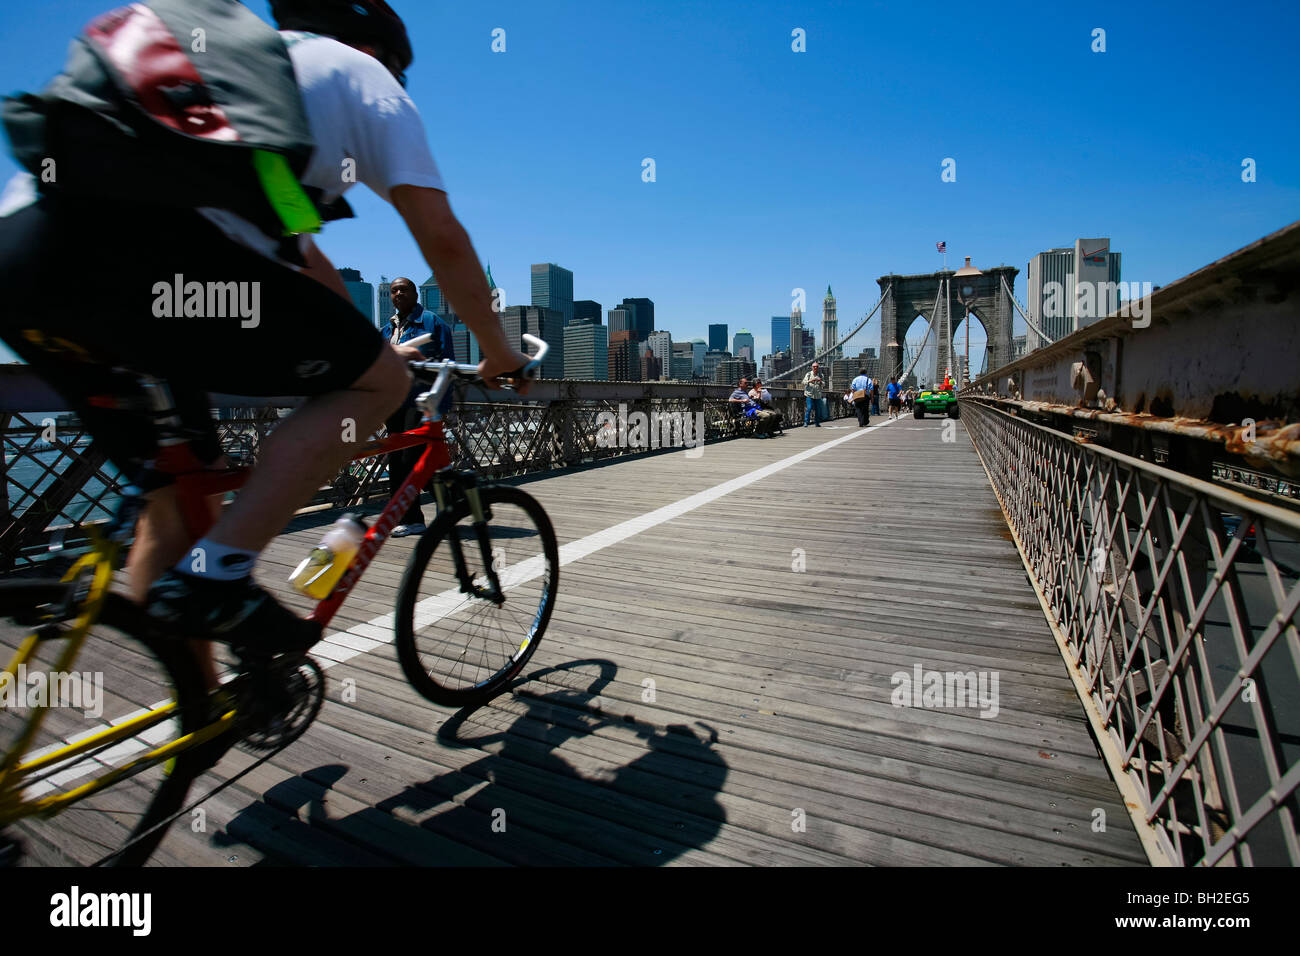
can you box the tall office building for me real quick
[772,349,793,379]
[821,285,840,361]
[708,323,728,353]
[690,339,706,375]
[640,345,662,381]
[419,274,447,315]
[646,330,673,380]
[501,305,564,378]
[1026,238,1122,351]
[620,298,654,342]
[608,330,639,382]
[446,264,496,361]
[733,329,754,361]
[338,268,374,325]
[376,276,392,327]
[771,316,791,356]
[703,349,730,382]
[573,300,602,326]
[715,357,756,386]
[670,342,695,381]
[608,307,633,335]
[450,319,480,365]
[531,263,573,327]
[791,326,815,366]
[563,323,608,380]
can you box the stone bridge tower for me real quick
[876,265,1018,383]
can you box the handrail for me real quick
[962,395,1300,866]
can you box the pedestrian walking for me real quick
[802,362,825,427]
[849,369,871,428]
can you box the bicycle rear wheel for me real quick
[0,582,209,866]
[395,486,558,707]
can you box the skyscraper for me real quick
[376,276,392,327]
[338,267,374,325]
[573,300,602,325]
[1026,239,1122,351]
[621,298,654,342]
[450,318,480,364]
[646,330,672,380]
[703,349,730,381]
[670,342,695,381]
[531,263,574,327]
[771,316,791,355]
[708,323,728,352]
[639,344,662,381]
[564,323,608,380]
[608,307,633,335]
[791,326,815,366]
[501,305,564,378]
[821,285,840,361]
[608,330,639,382]
[733,329,754,361]
[690,339,706,376]
[418,274,447,315]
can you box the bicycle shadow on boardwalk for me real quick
[213,659,729,865]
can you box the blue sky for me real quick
[2,0,1298,366]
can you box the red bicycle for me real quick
[174,332,560,706]
[0,335,558,865]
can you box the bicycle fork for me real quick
[432,475,504,604]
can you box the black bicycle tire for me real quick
[395,486,559,707]
[0,582,209,866]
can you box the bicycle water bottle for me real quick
[289,515,368,599]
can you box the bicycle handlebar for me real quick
[408,334,548,419]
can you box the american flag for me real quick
[936,241,946,253]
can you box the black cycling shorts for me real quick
[0,191,386,477]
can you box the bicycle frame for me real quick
[165,416,499,630]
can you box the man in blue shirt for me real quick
[849,369,872,428]
[886,376,903,420]
[380,276,455,535]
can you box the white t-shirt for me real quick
[0,32,446,253]
[199,32,445,259]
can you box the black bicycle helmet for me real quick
[270,0,412,78]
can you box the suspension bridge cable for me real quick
[1002,274,1053,346]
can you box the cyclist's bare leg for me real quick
[125,487,222,688]
[198,347,409,553]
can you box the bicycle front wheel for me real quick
[0,583,209,866]
[395,486,559,707]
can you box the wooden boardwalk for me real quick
[13,414,1147,866]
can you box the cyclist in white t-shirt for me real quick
[0,0,532,653]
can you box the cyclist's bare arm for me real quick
[389,185,531,383]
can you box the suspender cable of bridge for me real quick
[1001,273,1054,348]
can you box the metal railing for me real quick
[962,397,1300,866]
[0,377,845,570]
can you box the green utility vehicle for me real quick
[913,386,959,419]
